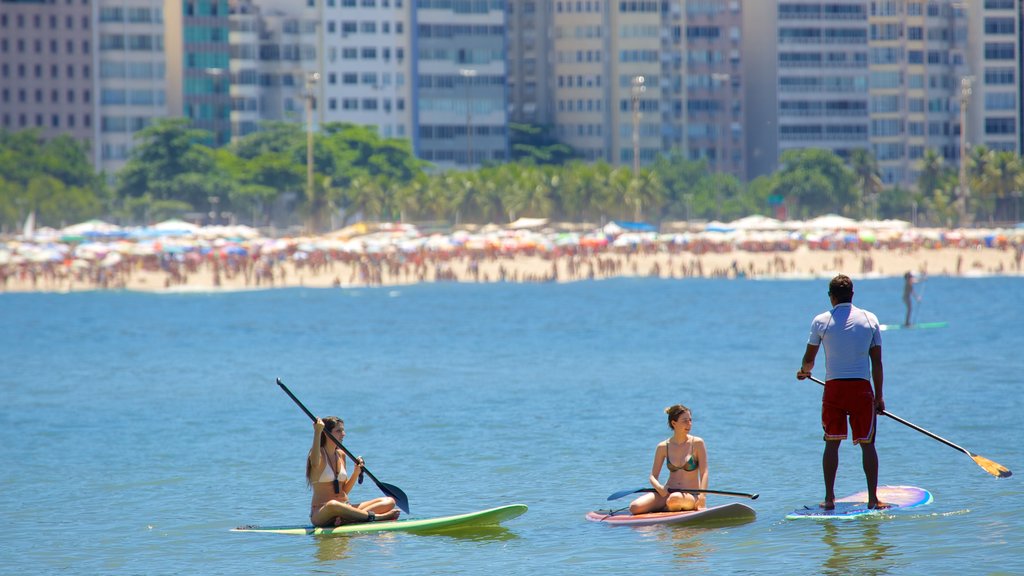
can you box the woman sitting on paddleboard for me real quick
[307,417,400,527]
[629,404,709,514]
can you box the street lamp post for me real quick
[305,71,320,232]
[208,195,220,225]
[712,73,730,220]
[460,69,478,168]
[631,75,646,177]
[711,73,731,175]
[631,76,646,221]
[959,76,972,224]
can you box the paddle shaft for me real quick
[275,378,403,507]
[807,376,970,456]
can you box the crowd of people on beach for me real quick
[2,217,1023,292]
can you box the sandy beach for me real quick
[2,243,1021,294]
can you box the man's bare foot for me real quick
[819,500,835,510]
[867,501,891,510]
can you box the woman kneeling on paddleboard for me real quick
[629,404,709,515]
[307,417,400,527]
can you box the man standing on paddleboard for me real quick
[797,274,888,510]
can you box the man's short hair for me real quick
[828,274,854,302]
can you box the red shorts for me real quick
[821,379,876,444]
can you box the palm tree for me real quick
[850,148,883,218]
[981,151,1024,223]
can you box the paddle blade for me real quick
[972,453,1012,478]
[607,488,645,501]
[379,481,411,513]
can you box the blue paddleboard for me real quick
[787,485,932,519]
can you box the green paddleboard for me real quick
[232,504,528,535]
[879,321,948,332]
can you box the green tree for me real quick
[849,148,883,218]
[116,119,222,219]
[509,123,577,165]
[775,149,857,218]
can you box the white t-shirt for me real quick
[808,302,882,381]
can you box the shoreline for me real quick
[2,245,1021,294]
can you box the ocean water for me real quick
[1,277,1021,575]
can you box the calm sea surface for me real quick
[2,277,1022,575]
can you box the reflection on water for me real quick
[418,526,521,542]
[820,520,899,576]
[312,526,519,562]
[644,526,712,566]
[314,534,353,562]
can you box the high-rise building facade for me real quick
[964,0,1020,154]
[550,0,608,162]
[776,1,870,164]
[683,0,745,179]
[414,0,509,169]
[506,0,552,125]
[551,0,745,176]
[0,0,96,160]
[869,1,968,185]
[164,0,233,147]
[97,0,168,175]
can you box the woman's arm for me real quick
[341,454,364,495]
[308,419,325,473]
[648,443,667,496]
[696,438,709,507]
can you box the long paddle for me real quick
[807,376,1011,478]
[607,487,759,501]
[276,378,411,512]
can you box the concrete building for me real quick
[550,0,745,176]
[96,0,168,175]
[0,0,97,162]
[506,0,553,125]
[549,0,608,162]
[682,0,745,179]
[963,0,1020,154]
[414,0,508,169]
[164,0,233,147]
[775,1,870,165]
[869,1,968,186]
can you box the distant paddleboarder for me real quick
[902,271,922,326]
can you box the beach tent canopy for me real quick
[508,217,549,230]
[153,219,201,235]
[860,219,911,230]
[704,221,734,233]
[611,221,657,232]
[727,215,784,230]
[61,219,125,237]
[801,214,859,230]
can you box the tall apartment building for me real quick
[870,1,968,185]
[0,0,96,160]
[964,0,1019,154]
[775,1,870,166]
[320,0,412,140]
[414,0,509,169]
[551,0,744,176]
[550,0,608,162]
[229,0,319,136]
[97,1,168,175]
[683,0,745,179]
[164,0,233,148]
[506,0,552,125]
